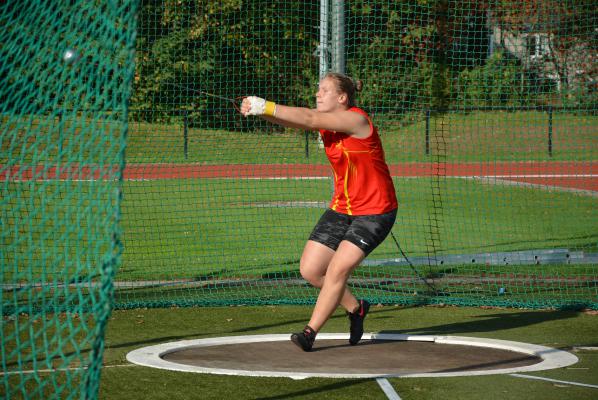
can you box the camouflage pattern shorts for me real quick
[308,208,397,255]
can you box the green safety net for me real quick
[1,1,137,399]
[2,0,597,396]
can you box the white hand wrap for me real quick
[245,96,276,116]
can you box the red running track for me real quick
[2,162,597,191]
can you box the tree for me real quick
[131,0,319,125]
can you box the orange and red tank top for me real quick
[319,107,397,215]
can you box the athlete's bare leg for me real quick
[300,240,360,315]
[304,240,365,332]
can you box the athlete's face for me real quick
[316,77,347,112]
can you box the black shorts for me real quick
[308,208,397,256]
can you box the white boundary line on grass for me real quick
[0,364,137,376]
[510,373,598,389]
[125,333,579,380]
[376,378,402,400]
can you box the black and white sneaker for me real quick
[348,299,370,345]
[290,325,316,352]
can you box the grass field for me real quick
[120,176,596,278]
[114,170,597,309]
[97,305,598,400]
[6,175,595,281]
[3,111,596,165]
[8,173,594,312]
[6,305,596,399]
[117,176,597,278]
[98,305,597,400]
[123,111,598,164]
[2,305,597,399]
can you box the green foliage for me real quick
[131,0,453,121]
[347,1,438,114]
[130,0,593,123]
[132,0,319,126]
[454,51,527,107]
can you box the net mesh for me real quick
[2,0,597,396]
[118,0,596,310]
[1,1,137,398]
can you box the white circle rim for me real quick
[126,333,578,380]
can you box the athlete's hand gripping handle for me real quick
[241,96,277,117]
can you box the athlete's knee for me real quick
[324,261,353,284]
[300,241,335,287]
[323,241,364,283]
[299,259,324,288]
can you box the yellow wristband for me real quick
[264,101,277,117]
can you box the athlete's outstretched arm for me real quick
[241,97,370,137]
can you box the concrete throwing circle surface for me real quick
[126,333,578,379]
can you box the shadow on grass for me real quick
[231,304,428,334]
[382,309,579,336]
[100,307,579,356]
[100,307,412,354]
[252,378,372,400]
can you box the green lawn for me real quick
[3,111,596,164]
[123,111,598,164]
[5,174,596,309]
[97,305,598,400]
[388,111,598,162]
[117,177,597,280]
[112,174,598,309]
